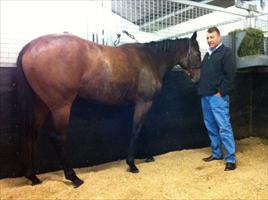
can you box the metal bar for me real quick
[167,17,245,39]
[170,0,248,17]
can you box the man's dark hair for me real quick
[207,27,221,35]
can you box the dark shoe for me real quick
[202,155,223,162]
[225,163,236,171]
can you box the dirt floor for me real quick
[0,137,267,200]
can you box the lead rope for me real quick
[122,30,139,43]
[113,30,139,46]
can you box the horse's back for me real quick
[77,44,161,104]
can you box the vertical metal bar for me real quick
[152,0,154,32]
[116,0,118,16]
[139,0,141,24]
[162,0,164,30]
[172,1,175,27]
[144,0,146,31]
[169,1,171,28]
[134,0,137,25]
[120,0,123,20]
[164,1,168,28]
[157,0,159,31]
[190,4,192,21]
[126,0,128,22]
[148,0,150,32]
[140,0,142,27]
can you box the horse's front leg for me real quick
[127,99,152,173]
[140,126,155,163]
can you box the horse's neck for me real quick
[155,40,186,79]
[155,52,178,79]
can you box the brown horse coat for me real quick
[17,32,201,187]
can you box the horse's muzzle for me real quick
[184,67,200,83]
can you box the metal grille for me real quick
[256,17,268,36]
[111,0,215,32]
[0,34,25,67]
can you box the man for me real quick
[198,27,236,171]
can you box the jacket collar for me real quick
[207,43,223,55]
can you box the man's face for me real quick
[206,31,221,49]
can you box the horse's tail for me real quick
[16,44,35,176]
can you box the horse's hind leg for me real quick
[24,97,49,185]
[49,104,83,188]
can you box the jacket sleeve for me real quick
[219,47,236,96]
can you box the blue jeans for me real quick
[201,95,236,163]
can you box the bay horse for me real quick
[16,32,201,187]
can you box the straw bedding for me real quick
[0,137,267,199]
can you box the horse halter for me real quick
[187,39,193,69]
[185,39,195,78]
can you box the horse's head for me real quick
[178,32,201,83]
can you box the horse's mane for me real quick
[142,38,189,54]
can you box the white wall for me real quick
[1,1,92,40]
[0,0,162,66]
[0,0,94,66]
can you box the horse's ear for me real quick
[191,31,197,41]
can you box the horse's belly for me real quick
[78,81,136,106]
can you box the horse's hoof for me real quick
[145,157,155,162]
[126,160,139,173]
[129,166,139,173]
[73,178,84,188]
[32,180,42,186]
[26,175,42,185]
